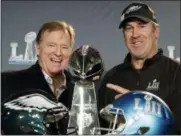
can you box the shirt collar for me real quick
[42,71,66,88]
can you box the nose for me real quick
[132,27,140,38]
[55,46,63,56]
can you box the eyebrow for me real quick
[47,42,56,44]
[47,42,70,47]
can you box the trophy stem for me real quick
[67,80,100,135]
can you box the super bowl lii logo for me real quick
[8,32,38,65]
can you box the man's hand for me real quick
[106,83,129,99]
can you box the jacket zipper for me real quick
[136,70,141,86]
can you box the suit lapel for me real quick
[27,61,54,96]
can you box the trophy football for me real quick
[67,45,104,135]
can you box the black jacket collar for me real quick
[29,61,72,84]
[123,48,163,69]
[29,61,74,108]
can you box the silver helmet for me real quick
[68,45,104,81]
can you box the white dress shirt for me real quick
[42,71,66,99]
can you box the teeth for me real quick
[133,41,141,45]
[51,58,61,63]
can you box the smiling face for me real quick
[123,18,160,60]
[35,30,71,77]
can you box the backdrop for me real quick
[1,1,180,72]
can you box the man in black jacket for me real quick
[1,21,76,134]
[98,2,181,134]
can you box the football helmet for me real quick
[68,45,104,81]
[1,89,70,135]
[96,91,174,135]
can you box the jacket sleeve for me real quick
[167,64,181,134]
[97,71,116,133]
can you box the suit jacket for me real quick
[1,61,75,134]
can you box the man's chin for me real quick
[132,54,146,60]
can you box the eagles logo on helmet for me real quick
[1,89,75,135]
[94,91,174,135]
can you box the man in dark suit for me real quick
[1,21,76,134]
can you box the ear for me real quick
[35,43,40,56]
[154,25,160,39]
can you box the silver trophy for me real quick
[67,45,104,135]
